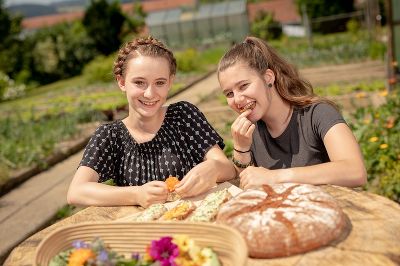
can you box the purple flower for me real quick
[72,240,89,249]
[131,252,141,261]
[97,250,109,262]
[149,237,179,266]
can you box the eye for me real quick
[156,80,166,86]
[239,83,249,90]
[134,80,146,87]
[225,91,234,98]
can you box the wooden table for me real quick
[5,185,400,266]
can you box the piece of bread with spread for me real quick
[188,188,232,222]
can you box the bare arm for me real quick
[240,123,367,188]
[67,166,168,207]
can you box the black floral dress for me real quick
[79,101,224,186]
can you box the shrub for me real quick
[83,54,115,83]
[376,163,400,203]
[349,90,400,201]
[251,11,282,40]
[0,71,26,101]
[175,49,200,73]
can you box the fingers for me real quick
[174,175,196,197]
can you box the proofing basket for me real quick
[34,221,248,266]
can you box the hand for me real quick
[137,181,168,208]
[231,110,256,151]
[239,166,280,190]
[175,160,218,198]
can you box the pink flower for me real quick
[149,236,179,266]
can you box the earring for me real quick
[268,83,272,88]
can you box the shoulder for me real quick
[93,120,122,137]
[169,101,200,112]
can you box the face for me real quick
[118,55,173,118]
[219,63,273,122]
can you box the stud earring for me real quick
[268,83,273,88]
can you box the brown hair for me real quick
[218,36,335,108]
[113,36,177,79]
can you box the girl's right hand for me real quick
[231,109,256,151]
[138,181,168,208]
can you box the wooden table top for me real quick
[5,185,400,266]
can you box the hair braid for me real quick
[113,36,176,80]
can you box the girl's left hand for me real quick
[239,166,279,190]
[175,160,218,198]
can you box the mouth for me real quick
[139,100,159,107]
[239,101,256,113]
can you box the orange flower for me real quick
[68,249,95,266]
[386,117,395,129]
[165,176,180,192]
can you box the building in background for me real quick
[146,0,248,47]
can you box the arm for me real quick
[240,123,367,188]
[67,166,168,207]
[175,144,236,198]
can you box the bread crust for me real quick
[216,183,347,258]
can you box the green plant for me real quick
[349,91,400,201]
[175,48,200,73]
[376,163,400,203]
[346,18,360,34]
[251,11,282,40]
[223,139,234,158]
[83,54,115,83]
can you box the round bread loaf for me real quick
[216,183,347,258]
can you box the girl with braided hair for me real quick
[67,36,235,207]
[217,36,367,189]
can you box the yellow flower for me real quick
[380,143,388,149]
[369,137,378,142]
[379,90,388,96]
[67,249,95,266]
[173,235,195,253]
[363,119,371,125]
[355,92,367,98]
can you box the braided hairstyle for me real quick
[113,36,177,80]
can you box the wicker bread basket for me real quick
[34,221,247,266]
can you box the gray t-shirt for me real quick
[251,103,346,169]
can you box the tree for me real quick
[296,0,355,33]
[83,0,126,55]
[0,0,24,77]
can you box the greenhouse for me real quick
[146,0,249,47]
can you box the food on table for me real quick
[134,203,168,222]
[165,176,181,201]
[161,201,196,221]
[216,183,347,258]
[239,101,256,113]
[188,188,232,222]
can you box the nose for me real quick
[234,92,245,107]
[143,85,155,98]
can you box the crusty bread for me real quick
[216,183,347,258]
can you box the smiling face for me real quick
[219,63,274,122]
[117,55,173,119]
